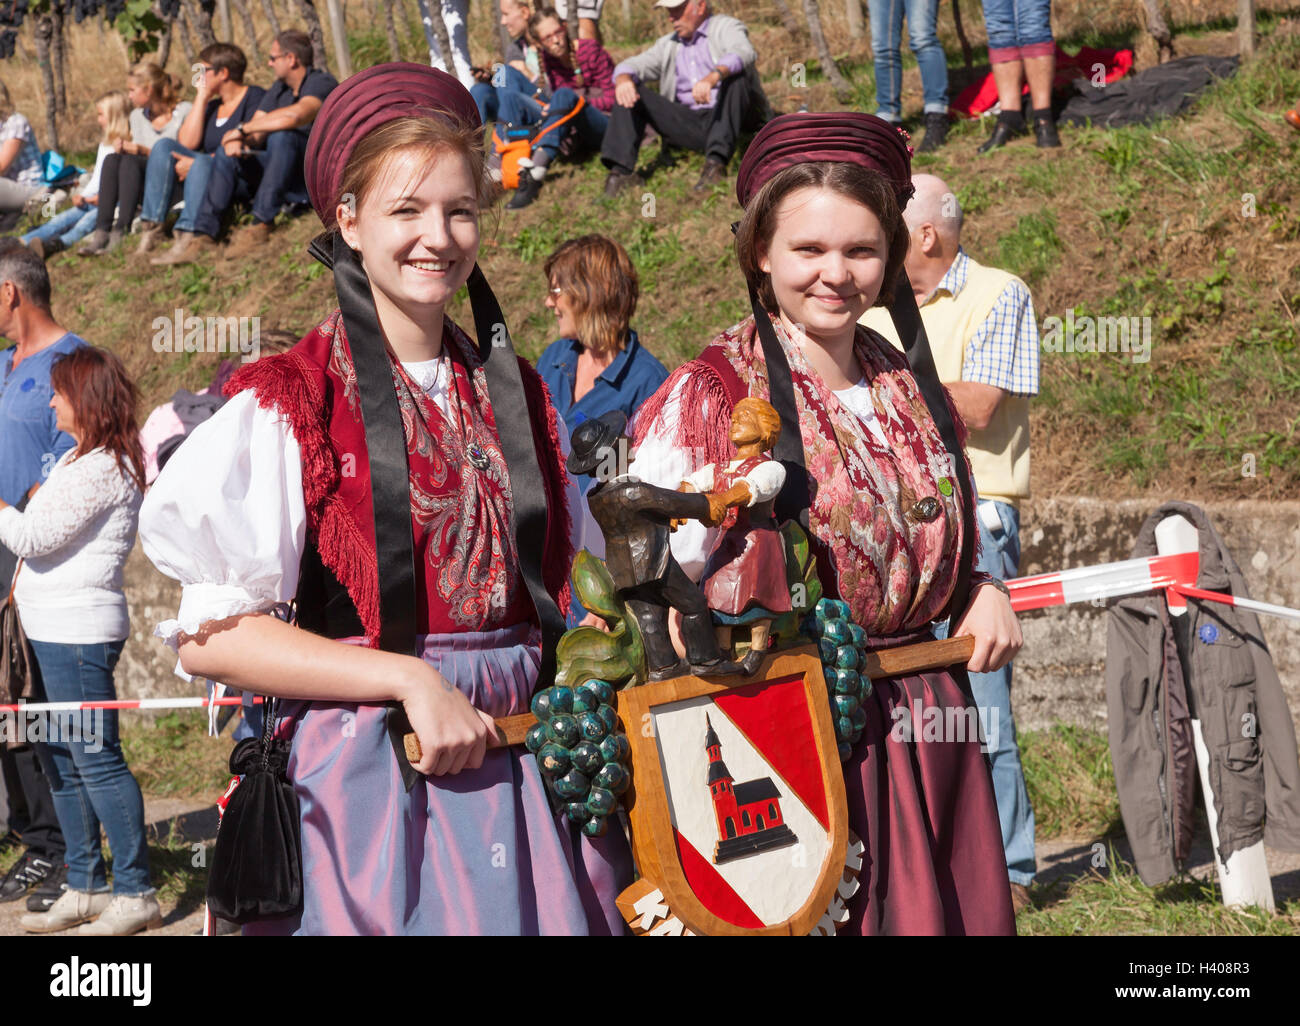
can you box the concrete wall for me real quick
[1015,497,1300,734]
[117,496,1300,733]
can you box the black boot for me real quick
[917,112,950,153]
[977,112,1027,154]
[1033,109,1061,148]
[680,610,743,678]
[506,170,543,210]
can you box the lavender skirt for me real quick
[243,624,633,936]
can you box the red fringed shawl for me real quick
[226,309,572,646]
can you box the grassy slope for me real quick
[14,9,1299,500]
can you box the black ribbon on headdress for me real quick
[308,231,566,790]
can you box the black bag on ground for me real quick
[206,700,303,923]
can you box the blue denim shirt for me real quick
[0,333,86,506]
[536,329,669,493]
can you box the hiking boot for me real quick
[977,116,1027,154]
[135,219,167,255]
[80,228,124,257]
[77,228,112,255]
[223,221,273,260]
[917,112,950,153]
[1034,114,1062,149]
[1010,881,1032,913]
[77,891,163,936]
[692,157,727,192]
[0,851,56,902]
[20,887,111,934]
[27,236,62,261]
[505,171,543,210]
[151,232,219,267]
[604,168,644,198]
[26,860,68,912]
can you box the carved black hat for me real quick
[567,410,628,477]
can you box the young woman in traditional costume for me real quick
[139,64,631,935]
[632,112,1021,935]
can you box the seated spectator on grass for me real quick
[470,0,548,127]
[0,81,45,215]
[153,30,336,267]
[81,63,192,256]
[600,0,770,195]
[135,43,265,257]
[505,7,614,209]
[23,92,130,260]
[535,234,667,494]
[554,0,605,42]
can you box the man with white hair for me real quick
[600,0,769,195]
[861,172,1040,912]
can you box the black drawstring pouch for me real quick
[206,697,303,924]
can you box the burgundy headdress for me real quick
[735,111,916,210]
[304,61,480,225]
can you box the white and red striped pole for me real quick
[1006,551,1200,612]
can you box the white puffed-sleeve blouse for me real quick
[140,357,597,663]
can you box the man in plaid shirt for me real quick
[861,172,1040,914]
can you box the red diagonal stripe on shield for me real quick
[674,829,765,929]
[712,675,829,830]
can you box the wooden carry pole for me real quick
[404,634,976,762]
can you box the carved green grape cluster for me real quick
[803,598,873,762]
[524,679,631,837]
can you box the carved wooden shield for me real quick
[615,646,854,936]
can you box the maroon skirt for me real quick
[840,629,1016,936]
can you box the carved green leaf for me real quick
[556,553,646,690]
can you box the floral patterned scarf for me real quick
[634,312,973,635]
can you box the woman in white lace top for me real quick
[0,347,159,937]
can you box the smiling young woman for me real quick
[138,64,630,936]
[632,112,1021,936]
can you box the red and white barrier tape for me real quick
[1008,550,1300,623]
[0,695,265,714]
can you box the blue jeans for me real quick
[29,639,153,895]
[933,500,1036,885]
[21,204,97,248]
[142,137,216,233]
[471,64,546,126]
[533,88,609,160]
[194,129,309,237]
[867,0,949,117]
[981,0,1055,61]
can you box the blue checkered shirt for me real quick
[923,248,1040,398]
